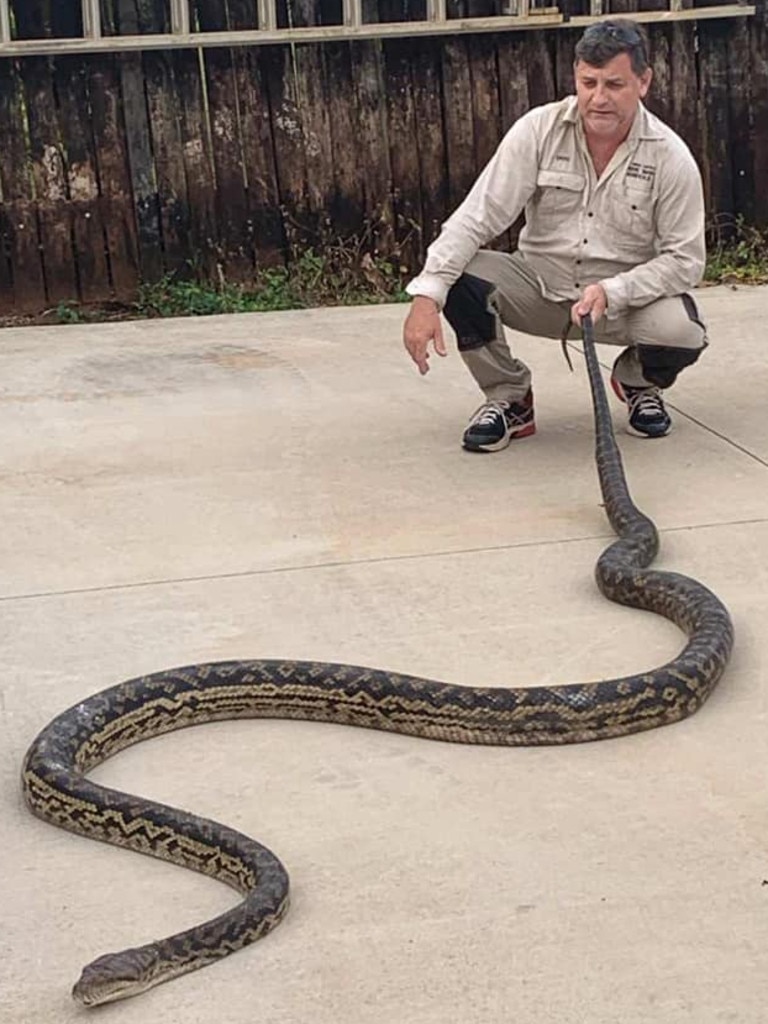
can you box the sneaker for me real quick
[462,391,535,452]
[610,373,672,438]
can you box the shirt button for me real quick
[576,259,581,264]
[588,212,594,217]
[575,282,580,288]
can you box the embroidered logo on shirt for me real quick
[626,161,656,186]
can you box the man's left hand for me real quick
[571,283,608,326]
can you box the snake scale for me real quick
[22,317,734,1006]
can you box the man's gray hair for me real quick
[574,19,650,76]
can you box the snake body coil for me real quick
[21,322,734,1005]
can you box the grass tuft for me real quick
[704,215,768,286]
[136,246,410,320]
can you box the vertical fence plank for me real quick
[441,37,476,215]
[113,0,165,282]
[751,0,768,226]
[0,203,13,311]
[0,60,47,312]
[119,51,163,281]
[284,0,338,250]
[383,38,424,264]
[554,27,577,100]
[193,0,256,281]
[286,0,338,257]
[411,36,448,252]
[227,4,285,266]
[203,47,255,282]
[525,31,556,110]
[263,45,310,255]
[52,54,113,303]
[669,22,702,177]
[726,17,755,227]
[172,47,219,277]
[468,34,501,177]
[468,33,507,252]
[646,24,673,126]
[636,0,674,128]
[324,41,365,237]
[24,55,80,305]
[698,24,734,227]
[143,49,192,275]
[87,53,141,300]
[294,44,336,248]
[350,40,394,254]
[497,33,531,132]
[235,46,286,268]
[496,32,530,251]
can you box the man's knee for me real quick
[637,343,706,388]
[634,293,708,387]
[443,273,499,352]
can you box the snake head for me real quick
[72,945,162,1006]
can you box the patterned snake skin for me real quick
[21,317,734,1005]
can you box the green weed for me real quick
[54,301,85,324]
[704,215,768,285]
[135,247,410,319]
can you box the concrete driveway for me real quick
[2,286,767,1023]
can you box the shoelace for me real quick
[470,401,509,426]
[627,389,663,417]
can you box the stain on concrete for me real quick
[0,344,306,403]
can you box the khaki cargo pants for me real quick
[444,250,708,403]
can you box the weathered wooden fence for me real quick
[0,0,766,312]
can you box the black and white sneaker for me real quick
[610,372,672,438]
[462,391,536,452]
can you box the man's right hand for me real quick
[403,296,448,375]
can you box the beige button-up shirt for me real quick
[406,96,705,318]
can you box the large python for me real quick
[22,317,734,1006]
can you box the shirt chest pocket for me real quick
[533,169,586,219]
[605,188,655,241]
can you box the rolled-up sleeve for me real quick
[406,115,541,309]
[601,147,705,316]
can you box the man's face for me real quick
[574,52,652,141]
